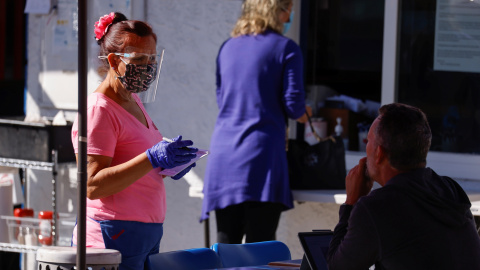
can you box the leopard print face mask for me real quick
[116,61,158,93]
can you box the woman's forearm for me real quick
[86,153,155,200]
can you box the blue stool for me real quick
[149,247,223,270]
[211,240,291,267]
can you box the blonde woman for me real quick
[201,0,310,243]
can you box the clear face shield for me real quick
[99,47,164,103]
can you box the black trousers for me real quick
[215,201,284,244]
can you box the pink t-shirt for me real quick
[71,93,165,247]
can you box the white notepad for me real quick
[159,149,209,176]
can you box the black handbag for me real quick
[287,115,346,190]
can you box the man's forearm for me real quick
[327,202,379,270]
[327,204,353,265]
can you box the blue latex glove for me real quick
[146,135,198,169]
[171,162,196,180]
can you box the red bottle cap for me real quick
[38,211,53,219]
[14,208,34,217]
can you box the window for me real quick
[301,0,384,102]
[397,0,480,154]
[301,0,480,180]
[299,0,384,151]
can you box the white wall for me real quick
[143,0,241,251]
[25,0,342,259]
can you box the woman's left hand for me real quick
[146,135,198,169]
[171,162,196,180]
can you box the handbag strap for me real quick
[306,112,336,143]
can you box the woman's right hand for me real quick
[296,105,312,124]
[146,135,198,169]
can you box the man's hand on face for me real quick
[345,157,374,205]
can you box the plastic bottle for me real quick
[17,226,25,245]
[335,117,349,150]
[25,227,38,246]
[38,211,53,246]
[335,117,343,137]
[13,208,34,240]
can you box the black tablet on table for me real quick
[298,230,333,270]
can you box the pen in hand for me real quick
[162,137,174,143]
[163,137,197,152]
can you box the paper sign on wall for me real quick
[434,0,480,73]
[24,0,52,14]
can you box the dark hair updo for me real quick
[96,12,157,74]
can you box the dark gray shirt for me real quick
[327,168,480,270]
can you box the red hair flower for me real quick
[94,12,115,41]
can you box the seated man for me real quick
[327,103,480,270]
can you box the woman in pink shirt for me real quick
[71,12,197,270]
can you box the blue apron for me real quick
[98,220,163,270]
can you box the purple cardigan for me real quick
[200,31,306,221]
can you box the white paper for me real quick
[434,0,480,73]
[160,150,209,177]
[24,0,52,14]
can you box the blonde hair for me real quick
[231,0,292,37]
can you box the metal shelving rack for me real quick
[0,242,39,254]
[0,150,59,253]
